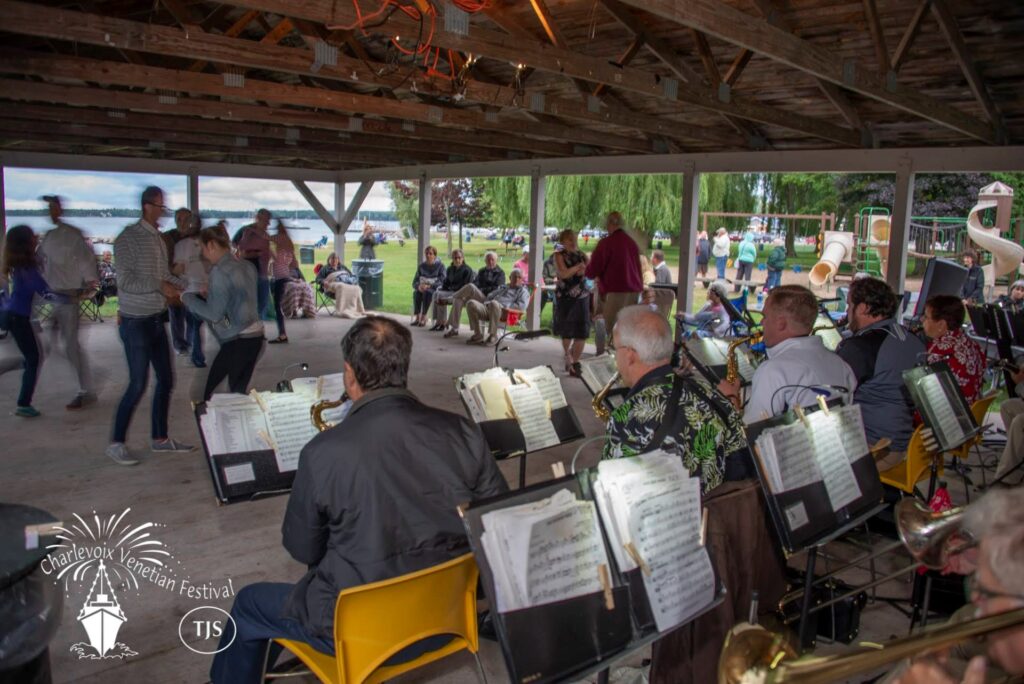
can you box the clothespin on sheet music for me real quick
[624,542,652,576]
[816,395,831,417]
[700,507,709,547]
[921,427,939,453]
[257,430,278,453]
[551,461,566,478]
[250,389,269,414]
[793,404,809,428]
[598,564,614,610]
[316,376,325,402]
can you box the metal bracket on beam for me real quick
[587,95,602,113]
[485,111,499,123]
[285,128,300,145]
[842,60,856,86]
[157,91,178,105]
[402,122,415,132]
[529,93,546,113]
[748,133,768,150]
[572,144,596,156]
[444,3,469,35]
[223,71,245,88]
[106,110,127,119]
[427,106,443,124]
[717,82,731,104]
[311,40,338,74]
[148,141,165,150]
[861,125,877,149]
[234,136,249,147]
[885,70,899,93]
[348,118,363,132]
[662,77,679,100]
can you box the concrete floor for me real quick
[0,313,1005,683]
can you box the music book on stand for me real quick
[746,401,883,554]
[903,362,979,452]
[193,372,345,504]
[455,366,584,459]
[682,338,756,385]
[460,449,724,684]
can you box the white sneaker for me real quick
[106,443,139,466]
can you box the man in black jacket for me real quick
[444,251,506,337]
[211,316,508,683]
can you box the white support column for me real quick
[333,181,345,262]
[887,158,914,295]
[527,170,546,331]
[677,164,700,316]
[417,174,431,258]
[0,165,6,241]
[186,167,199,215]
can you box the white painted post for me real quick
[187,168,199,215]
[0,165,6,241]
[527,170,546,331]
[334,182,345,262]
[887,158,914,296]
[417,174,431,258]
[677,164,700,316]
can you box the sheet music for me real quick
[514,366,568,409]
[917,373,966,448]
[685,338,727,369]
[595,451,715,631]
[262,392,319,473]
[578,355,621,394]
[504,383,559,451]
[481,489,610,613]
[317,372,346,402]
[806,411,862,510]
[756,422,820,492]
[833,404,870,462]
[199,399,270,455]
[289,377,319,404]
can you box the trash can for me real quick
[351,259,384,310]
[299,246,315,265]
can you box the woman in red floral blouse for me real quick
[922,294,986,404]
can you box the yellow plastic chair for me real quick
[878,424,944,498]
[269,553,486,684]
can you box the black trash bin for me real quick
[299,246,315,265]
[351,259,384,310]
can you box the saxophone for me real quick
[311,397,345,432]
[725,336,755,384]
[592,371,621,423]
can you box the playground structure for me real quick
[809,183,1024,289]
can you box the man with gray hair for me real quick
[444,251,506,338]
[465,268,529,345]
[604,305,748,493]
[892,488,1024,684]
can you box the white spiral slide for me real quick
[966,197,1024,283]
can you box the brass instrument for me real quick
[777,500,970,618]
[725,334,760,383]
[311,397,345,432]
[719,607,1024,684]
[592,371,621,423]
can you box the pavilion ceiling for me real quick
[0,0,1020,173]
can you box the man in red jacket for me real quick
[585,211,643,338]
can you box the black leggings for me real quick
[272,278,289,338]
[6,314,40,407]
[203,336,265,401]
[413,289,434,316]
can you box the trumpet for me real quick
[592,371,621,423]
[311,396,345,432]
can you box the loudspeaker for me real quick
[912,258,968,318]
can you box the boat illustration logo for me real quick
[71,560,136,659]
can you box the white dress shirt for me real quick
[743,335,858,423]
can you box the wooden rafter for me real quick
[722,49,753,87]
[614,0,996,143]
[689,30,720,87]
[929,0,1004,134]
[861,0,891,75]
[598,0,702,85]
[891,0,930,72]
[593,37,644,97]
[0,1,740,148]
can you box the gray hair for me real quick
[964,489,1024,594]
[615,305,673,364]
[509,268,523,280]
[1010,279,1024,292]
[708,280,729,301]
[484,251,498,261]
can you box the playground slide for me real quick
[967,198,1024,283]
[809,231,854,286]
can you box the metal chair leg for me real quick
[473,651,489,684]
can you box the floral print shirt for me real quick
[927,329,985,405]
[602,365,749,493]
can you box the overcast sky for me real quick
[3,168,395,213]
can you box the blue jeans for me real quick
[111,314,173,443]
[2,314,41,407]
[211,583,334,684]
[715,255,727,279]
[168,304,188,353]
[186,309,205,366]
[765,270,782,291]
[258,278,271,320]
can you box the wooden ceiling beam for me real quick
[0,1,731,148]
[598,0,702,85]
[689,30,721,87]
[722,49,753,87]
[0,51,649,154]
[593,37,644,97]
[0,77,574,157]
[207,0,857,145]
[891,0,930,72]
[861,0,891,75]
[929,0,1005,135]
[614,0,996,143]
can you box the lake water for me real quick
[9,216,403,253]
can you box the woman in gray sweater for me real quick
[183,228,266,400]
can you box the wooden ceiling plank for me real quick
[891,0,930,72]
[0,51,649,153]
[613,0,996,143]
[0,1,734,148]
[861,0,891,74]
[929,0,1004,133]
[0,78,573,157]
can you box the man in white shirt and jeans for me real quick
[37,195,99,410]
[173,217,209,368]
[718,285,857,422]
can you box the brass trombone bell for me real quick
[895,498,970,570]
